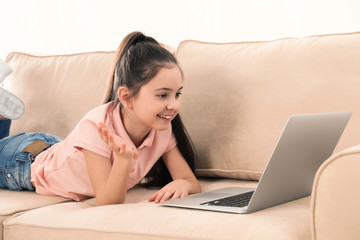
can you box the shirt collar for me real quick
[138,129,155,149]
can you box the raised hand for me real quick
[97,122,138,162]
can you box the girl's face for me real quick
[129,66,183,132]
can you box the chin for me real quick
[157,126,172,131]
[153,123,172,131]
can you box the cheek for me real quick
[176,100,181,111]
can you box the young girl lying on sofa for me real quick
[0,32,201,206]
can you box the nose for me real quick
[167,98,180,111]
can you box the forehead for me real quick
[144,66,183,90]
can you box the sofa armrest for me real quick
[311,145,360,240]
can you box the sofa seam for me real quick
[6,51,115,62]
[2,199,71,218]
[176,31,360,54]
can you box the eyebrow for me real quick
[154,86,184,92]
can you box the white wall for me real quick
[1,0,360,59]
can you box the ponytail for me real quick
[103,31,160,104]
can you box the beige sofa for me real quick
[1,31,360,240]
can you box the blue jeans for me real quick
[0,119,11,139]
[0,119,62,191]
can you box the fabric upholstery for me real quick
[4,197,310,240]
[177,32,360,180]
[311,144,360,240]
[0,190,68,238]
[3,179,313,240]
[5,52,114,139]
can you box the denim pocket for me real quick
[2,167,22,191]
[0,152,33,191]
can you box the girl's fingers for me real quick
[171,191,181,200]
[98,127,106,142]
[120,144,126,154]
[149,190,186,203]
[159,191,175,203]
[97,125,104,138]
[97,122,138,159]
[97,125,109,143]
[180,192,188,198]
[102,128,110,144]
[148,193,157,202]
[154,191,166,203]
[108,133,119,152]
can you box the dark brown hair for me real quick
[103,31,196,187]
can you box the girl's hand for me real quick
[97,122,138,162]
[148,179,191,203]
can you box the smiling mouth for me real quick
[157,115,173,120]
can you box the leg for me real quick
[0,118,11,140]
[0,85,24,139]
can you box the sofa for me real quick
[1,31,360,240]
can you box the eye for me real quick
[176,92,182,98]
[157,93,167,99]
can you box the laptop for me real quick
[160,112,352,214]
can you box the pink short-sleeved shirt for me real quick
[31,102,177,201]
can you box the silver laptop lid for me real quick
[246,112,351,213]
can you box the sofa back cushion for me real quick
[6,52,114,139]
[177,32,360,180]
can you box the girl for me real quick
[0,32,201,206]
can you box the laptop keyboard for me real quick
[200,191,254,208]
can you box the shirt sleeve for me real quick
[165,132,177,153]
[72,109,112,159]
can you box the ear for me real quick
[117,87,133,108]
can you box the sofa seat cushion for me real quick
[4,179,310,240]
[0,190,69,239]
[4,197,310,240]
[0,184,158,240]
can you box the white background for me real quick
[1,0,359,59]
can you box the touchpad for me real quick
[189,192,231,200]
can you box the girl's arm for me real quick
[148,146,201,203]
[83,123,137,206]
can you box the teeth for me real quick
[159,115,172,119]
